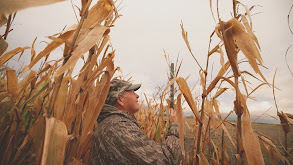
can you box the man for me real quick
[90,79,182,164]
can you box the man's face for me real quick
[120,90,140,116]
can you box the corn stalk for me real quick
[0,0,119,164]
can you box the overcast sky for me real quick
[2,0,293,121]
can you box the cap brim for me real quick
[126,84,141,91]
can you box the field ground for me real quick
[184,117,293,164]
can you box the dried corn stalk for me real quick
[0,0,119,164]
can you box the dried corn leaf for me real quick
[221,124,236,148]
[277,111,291,133]
[206,61,230,95]
[54,76,69,120]
[162,77,178,96]
[240,74,249,96]
[199,70,205,88]
[206,100,218,131]
[212,99,222,121]
[0,36,8,56]
[210,140,220,164]
[38,63,52,76]
[180,23,192,54]
[31,37,37,62]
[197,152,209,165]
[212,88,228,99]
[21,30,74,73]
[12,115,46,164]
[0,46,30,66]
[80,0,88,15]
[0,14,7,27]
[221,20,240,77]
[54,25,108,78]
[41,117,68,165]
[180,23,202,70]
[209,0,216,22]
[31,76,50,115]
[80,0,113,32]
[248,82,269,96]
[176,94,185,157]
[6,69,18,100]
[0,0,65,14]
[176,77,201,123]
[63,79,80,132]
[69,0,113,48]
[215,24,223,41]
[259,135,288,164]
[80,71,111,143]
[17,70,37,100]
[242,105,264,165]
[235,154,242,165]
[76,131,93,160]
[219,46,224,68]
[240,14,260,50]
[56,24,78,36]
[208,45,220,56]
[285,113,293,120]
[227,18,266,82]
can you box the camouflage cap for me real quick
[105,79,141,105]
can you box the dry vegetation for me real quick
[0,0,293,165]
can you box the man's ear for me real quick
[116,96,123,106]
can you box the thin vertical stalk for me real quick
[232,0,237,18]
[284,132,288,157]
[4,14,12,40]
[195,31,213,164]
[170,63,175,109]
[221,129,225,164]
[208,123,211,163]
[47,0,92,115]
[202,118,210,152]
[235,76,242,155]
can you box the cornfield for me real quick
[0,0,292,165]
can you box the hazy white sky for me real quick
[2,0,293,119]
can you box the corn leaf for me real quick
[228,18,266,82]
[197,152,209,165]
[176,93,185,157]
[54,25,109,78]
[80,70,111,144]
[206,61,230,95]
[17,70,37,101]
[242,103,265,164]
[6,69,18,100]
[0,47,30,66]
[54,76,69,120]
[0,36,8,55]
[221,124,236,148]
[0,0,65,14]
[277,111,291,133]
[0,14,7,27]
[221,20,240,77]
[21,30,75,73]
[176,77,201,123]
[41,117,68,165]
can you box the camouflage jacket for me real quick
[90,104,182,165]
